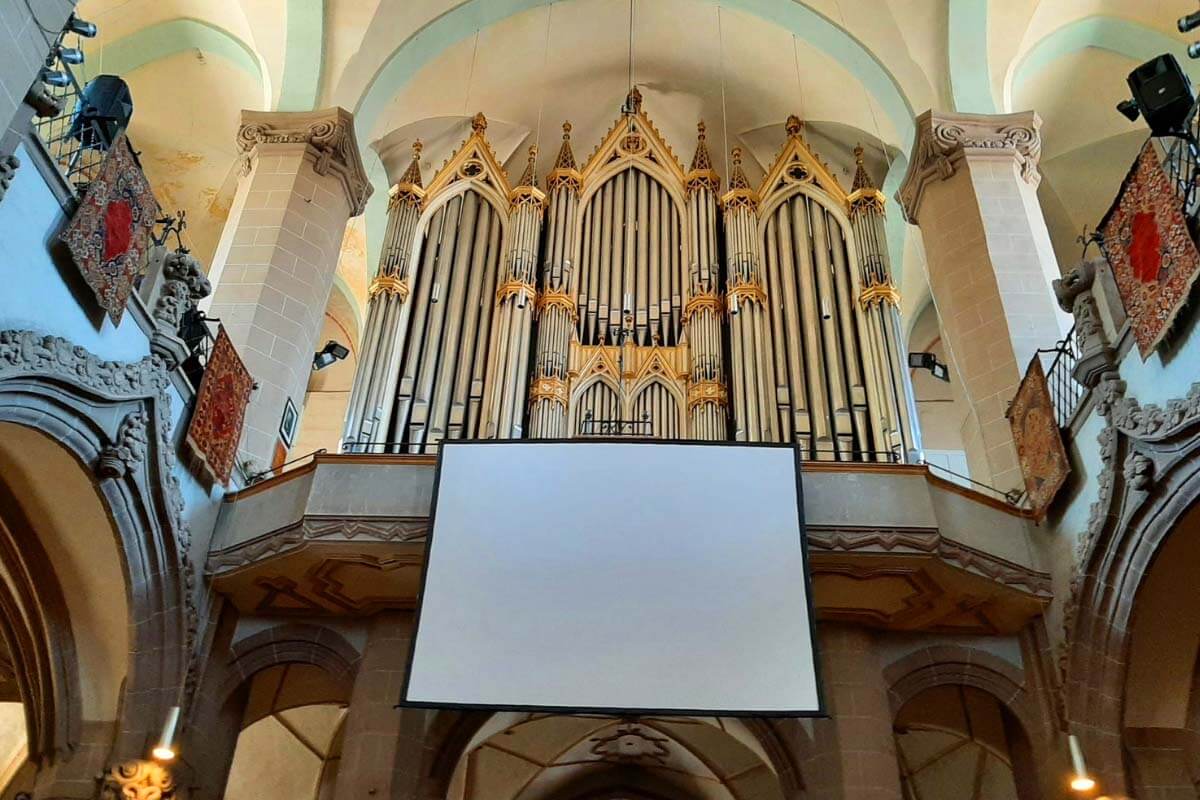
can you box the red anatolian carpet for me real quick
[1007,357,1070,521]
[59,134,158,324]
[187,326,254,485]
[1099,140,1200,359]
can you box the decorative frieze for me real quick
[97,410,149,479]
[899,110,1043,224]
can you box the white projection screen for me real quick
[401,440,822,716]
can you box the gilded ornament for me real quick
[369,275,409,302]
[687,380,728,411]
[858,282,901,310]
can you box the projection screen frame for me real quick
[398,438,826,718]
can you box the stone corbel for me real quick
[1053,257,1114,388]
[236,107,374,216]
[898,110,1043,224]
[97,409,150,479]
[148,251,211,369]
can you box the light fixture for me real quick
[908,352,949,383]
[41,68,70,88]
[151,706,181,762]
[312,340,350,371]
[57,46,85,65]
[66,14,98,38]
[1068,734,1096,794]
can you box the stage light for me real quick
[1119,54,1195,136]
[41,69,70,88]
[312,340,350,371]
[57,46,85,65]
[66,14,98,38]
[151,706,180,762]
[908,352,950,382]
[1116,99,1140,122]
[1180,9,1200,33]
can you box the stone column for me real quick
[206,107,371,471]
[335,612,422,800]
[898,110,1067,490]
[811,623,904,800]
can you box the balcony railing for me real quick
[1038,324,1086,430]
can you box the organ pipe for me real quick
[848,145,923,461]
[342,101,920,462]
[483,146,546,439]
[723,148,774,442]
[342,141,424,452]
[529,123,581,438]
[684,122,727,440]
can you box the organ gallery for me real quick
[344,90,920,460]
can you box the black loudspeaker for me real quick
[70,75,133,149]
[1127,54,1195,136]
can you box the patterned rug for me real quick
[186,327,254,486]
[1099,140,1200,359]
[1007,357,1070,521]
[59,134,158,324]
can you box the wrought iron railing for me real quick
[1038,324,1086,429]
[244,449,327,485]
[1161,106,1200,217]
[578,413,654,437]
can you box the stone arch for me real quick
[0,331,194,763]
[1061,380,1200,792]
[417,711,806,800]
[220,623,361,703]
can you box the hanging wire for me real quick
[791,33,806,122]
[717,4,729,179]
[535,1,554,155]
[463,29,480,117]
[628,0,636,94]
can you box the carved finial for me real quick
[728,147,752,191]
[517,144,538,187]
[624,86,643,114]
[553,120,577,171]
[697,121,706,139]
[399,139,424,187]
[786,115,803,136]
[851,143,875,192]
[471,112,487,133]
[689,120,714,174]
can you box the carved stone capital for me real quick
[898,110,1043,224]
[0,155,17,206]
[237,107,374,216]
[101,760,174,800]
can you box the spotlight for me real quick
[1068,734,1096,795]
[41,69,70,88]
[312,340,350,371]
[907,352,950,382]
[66,14,98,38]
[151,706,180,762]
[1116,98,1140,122]
[1191,42,1200,60]
[57,46,85,65]
[1180,9,1200,33]
[1119,54,1195,136]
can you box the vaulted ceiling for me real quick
[74,0,1200,330]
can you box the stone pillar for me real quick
[335,612,422,800]
[812,624,904,800]
[207,107,371,471]
[898,110,1067,490]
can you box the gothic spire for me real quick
[852,144,875,192]
[728,147,752,191]
[517,145,538,188]
[689,121,713,173]
[400,139,424,188]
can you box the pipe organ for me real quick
[344,94,921,461]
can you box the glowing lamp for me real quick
[151,706,181,762]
